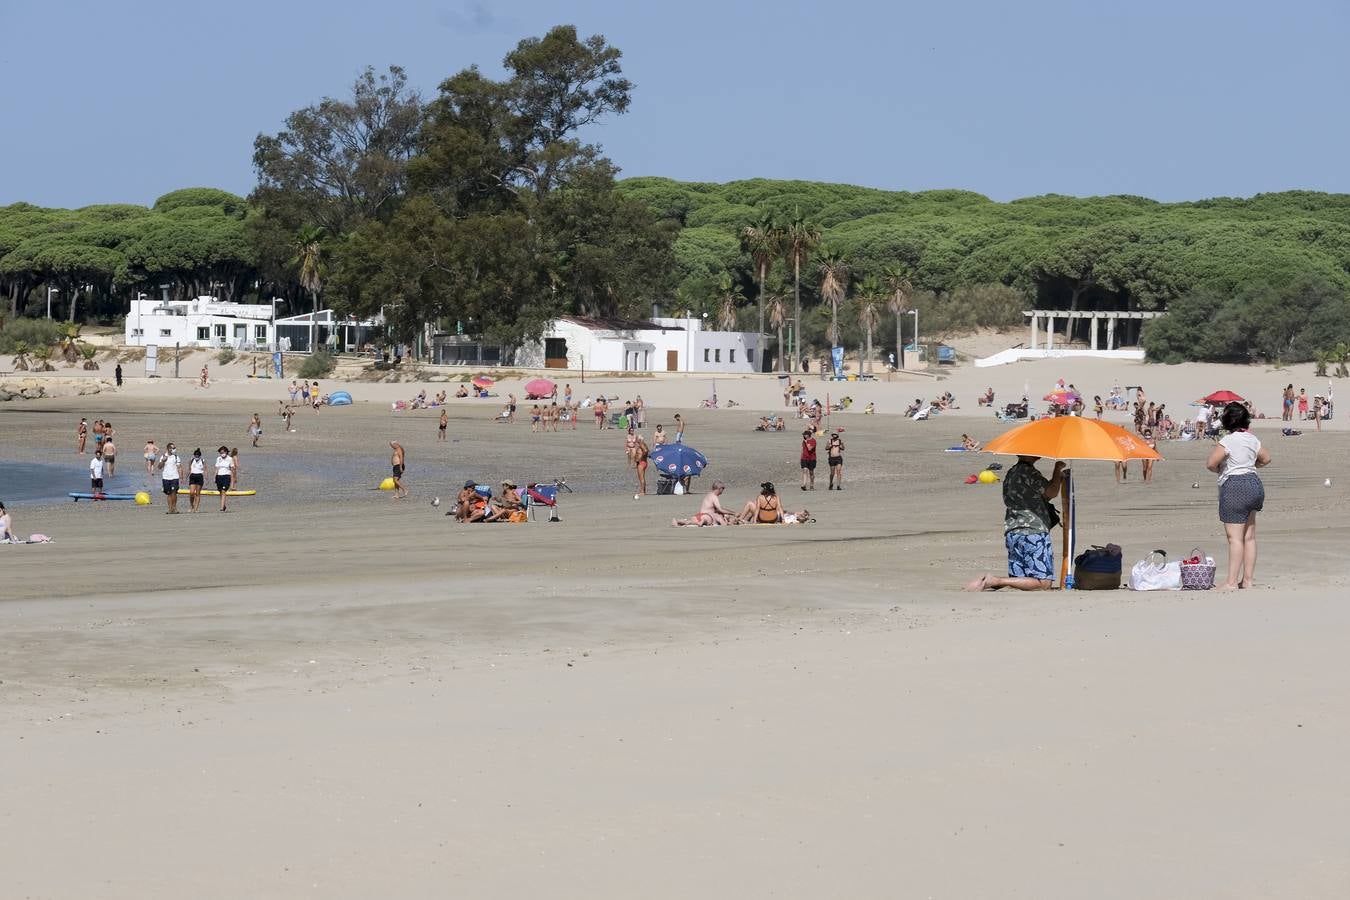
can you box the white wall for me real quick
[517,317,759,373]
[126,297,275,349]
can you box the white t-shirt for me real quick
[89,457,104,479]
[161,452,181,480]
[215,455,233,476]
[1218,431,1261,485]
[190,457,205,475]
[1196,406,1210,424]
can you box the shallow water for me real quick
[0,461,149,503]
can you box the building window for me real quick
[747,349,755,364]
[714,349,721,362]
[160,329,172,337]
[214,324,226,340]
[729,349,736,363]
[703,348,710,362]
[256,325,268,340]
[197,327,210,341]
[131,328,144,337]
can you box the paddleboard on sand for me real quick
[193,489,257,497]
[69,492,138,502]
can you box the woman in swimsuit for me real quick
[826,432,845,490]
[144,440,159,476]
[634,436,650,496]
[738,482,783,524]
[625,427,639,467]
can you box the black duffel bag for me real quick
[1074,544,1123,590]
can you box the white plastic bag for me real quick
[1129,551,1182,591]
[673,480,685,495]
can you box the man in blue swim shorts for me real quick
[966,454,1067,591]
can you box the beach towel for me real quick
[4,534,52,544]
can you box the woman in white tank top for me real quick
[1206,403,1272,590]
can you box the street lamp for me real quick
[136,292,147,345]
[909,309,920,365]
[46,287,60,319]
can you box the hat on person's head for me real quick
[501,480,516,488]
[463,480,476,488]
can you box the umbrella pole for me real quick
[1059,470,1072,589]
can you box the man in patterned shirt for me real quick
[965,455,1067,591]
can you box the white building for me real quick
[515,315,762,373]
[126,296,277,350]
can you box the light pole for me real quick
[136,292,147,345]
[909,309,919,366]
[46,287,60,319]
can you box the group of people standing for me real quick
[147,441,242,513]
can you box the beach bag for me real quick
[1179,548,1217,590]
[673,480,685,496]
[1074,544,1122,590]
[507,510,528,524]
[1129,551,1182,591]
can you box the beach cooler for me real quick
[1074,544,1123,590]
[655,476,676,495]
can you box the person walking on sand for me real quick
[187,448,205,512]
[143,439,159,477]
[249,413,263,448]
[965,455,1067,592]
[77,417,88,454]
[800,428,818,491]
[101,436,117,477]
[114,362,123,387]
[200,365,209,388]
[634,434,650,497]
[438,408,449,441]
[826,431,845,490]
[389,441,408,500]
[1207,402,1271,590]
[230,448,241,489]
[673,413,685,443]
[159,443,182,514]
[214,447,233,511]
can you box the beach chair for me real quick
[526,483,561,521]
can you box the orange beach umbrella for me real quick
[983,415,1162,462]
[982,416,1162,588]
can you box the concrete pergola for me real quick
[1025,309,1164,351]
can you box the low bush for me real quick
[298,350,336,379]
[0,317,64,353]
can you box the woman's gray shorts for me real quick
[1219,473,1264,524]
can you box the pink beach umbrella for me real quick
[525,377,556,398]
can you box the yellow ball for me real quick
[134,491,151,505]
[977,470,999,484]
[379,477,396,491]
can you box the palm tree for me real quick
[739,217,782,371]
[58,323,83,364]
[79,343,100,371]
[765,290,788,373]
[782,215,821,371]
[855,277,883,375]
[715,273,745,331]
[816,250,850,348]
[32,344,56,372]
[882,264,913,369]
[12,340,30,371]
[291,226,327,353]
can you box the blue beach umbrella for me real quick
[649,443,708,478]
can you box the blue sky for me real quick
[2,0,1347,208]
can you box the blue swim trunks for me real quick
[1006,531,1054,581]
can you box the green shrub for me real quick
[298,350,336,379]
[0,317,64,354]
[216,348,236,365]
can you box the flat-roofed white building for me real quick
[126,296,277,350]
[515,315,761,373]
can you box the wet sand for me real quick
[2,382,1349,898]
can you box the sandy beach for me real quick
[3,356,1349,898]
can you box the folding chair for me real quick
[526,484,560,521]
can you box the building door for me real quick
[545,337,568,369]
[666,350,678,372]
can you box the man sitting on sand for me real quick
[452,480,490,523]
[673,481,734,526]
[965,455,1067,592]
